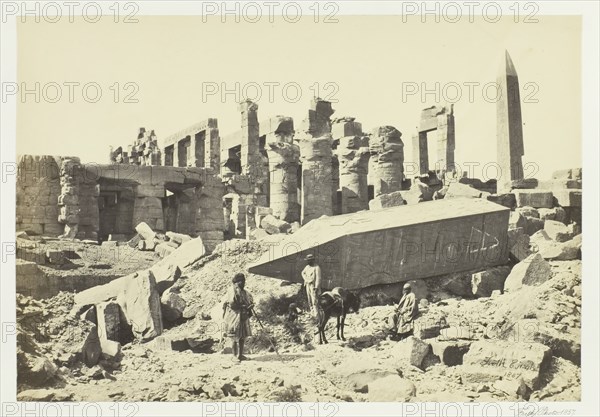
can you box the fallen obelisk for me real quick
[248,198,510,289]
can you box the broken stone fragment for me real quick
[368,191,406,210]
[138,239,158,251]
[537,207,566,222]
[544,220,573,242]
[135,222,156,241]
[96,301,120,342]
[506,227,531,261]
[512,190,554,209]
[391,336,431,369]
[160,288,187,322]
[444,182,484,199]
[471,266,511,297]
[260,214,291,234]
[116,269,163,341]
[165,231,192,246]
[516,206,539,218]
[461,340,551,390]
[523,216,544,236]
[503,253,551,292]
[155,243,175,258]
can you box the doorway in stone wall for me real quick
[98,188,135,241]
[162,184,198,234]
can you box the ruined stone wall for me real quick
[16,156,63,236]
[110,128,162,166]
[77,172,100,240]
[195,174,225,252]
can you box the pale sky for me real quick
[17,15,581,179]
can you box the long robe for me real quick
[223,286,254,339]
[393,292,418,334]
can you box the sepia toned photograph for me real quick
[1,1,598,416]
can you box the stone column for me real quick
[297,98,335,224]
[264,117,299,223]
[332,117,368,214]
[206,118,220,170]
[240,100,260,177]
[497,50,525,193]
[412,132,429,174]
[436,105,455,174]
[369,126,404,197]
[266,142,300,223]
[299,136,334,224]
[336,136,370,214]
[58,157,81,239]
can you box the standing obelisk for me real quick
[497,50,525,194]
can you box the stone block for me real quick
[166,232,192,246]
[513,190,553,208]
[155,243,175,258]
[486,193,516,209]
[135,222,156,241]
[97,301,120,342]
[523,216,544,236]
[161,288,187,322]
[471,266,511,297]
[260,214,291,234]
[503,253,551,292]
[544,220,572,242]
[507,227,531,261]
[100,339,121,360]
[537,207,566,222]
[462,340,551,389]
[391,336,431,368]
[552,190,582,208]
[116,269,163,341]
[368,191,406,210]
[138,239,158,251]
[445,182,484,199]
[516,206,539,218]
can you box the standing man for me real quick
[391,282,419,339]
[222,272,254,362]
[301,254,322,316]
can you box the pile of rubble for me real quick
[109,128,161,166]
[248,206,301,240]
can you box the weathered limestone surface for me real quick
[369,126,404,197]
[336,135,370,213]
[16,156,63,236]
[299,136,334,224]
[116,269,163,341]
[298,99,336,224]
[413,104,455,174]
[265,118,300,223]
[462,340,551,389]
[497,51,525,193]
[249,199,510,289]
[110,128,162,166]
[368,191,406,210]
[58,158,81,239]
[513,190,554,208]
[504,253,551,292]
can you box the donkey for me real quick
[316,288,361,344]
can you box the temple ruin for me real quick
[16,53,582,260]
